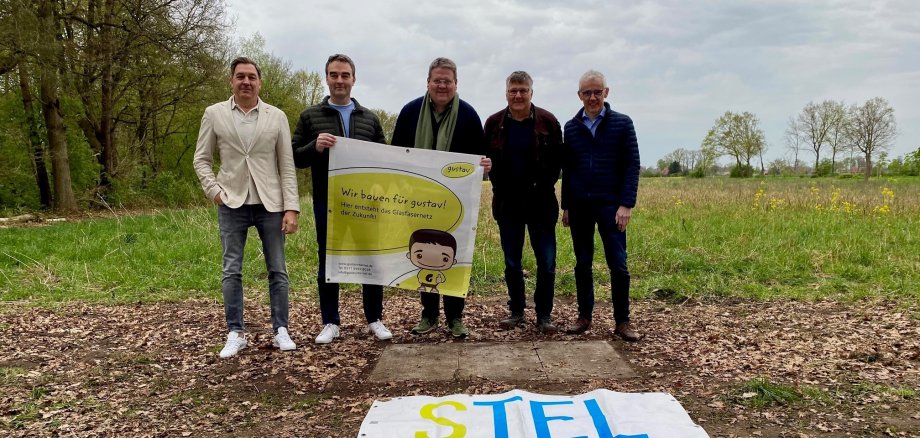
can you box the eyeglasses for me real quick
[579,89,605,98]
[507,88,531,96]
[430,79,455,86]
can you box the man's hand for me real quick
[315,133,337,152]
[281,211,299,234]
[562,210,569,227]
[213,194,223,205]
[479,157,492,173]
[616,206,632,232]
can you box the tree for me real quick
[846,97,897,181]
[372,108,398,144]
[702,111,766,176]
[789,100,845,174]
[824,101,847,174]
[667,161,682,176]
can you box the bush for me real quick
[729,164,754,178]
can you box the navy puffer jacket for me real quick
[561,102,640,210]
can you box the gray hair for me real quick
[506,71,533,88]
[579,70,607,87]
[428,57,458,81]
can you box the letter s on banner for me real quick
[415,401,467,438]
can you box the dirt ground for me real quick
[1,294,918,437]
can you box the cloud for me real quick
[227,0,920,164]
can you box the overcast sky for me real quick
[226,0,919,167]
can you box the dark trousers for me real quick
[497,215,556,319]
[420,293,465,322]
[314,201,384,325]
[568,203,631,324]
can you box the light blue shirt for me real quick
[330,100,356,138]
[581,106,606,137]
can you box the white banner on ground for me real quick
[357,389,709,438]
[326,137,483,297]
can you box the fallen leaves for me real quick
[0,296,917,436]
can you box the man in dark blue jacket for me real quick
[391,57,491,338]
[484,71,562,334]
[561,70,641,342]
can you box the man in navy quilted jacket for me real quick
[561,70,642,342]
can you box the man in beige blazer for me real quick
[193,56,300,358]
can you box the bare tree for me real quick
[784,117,803,175]
[789,100,844,174]
[824,100,847,174]
[846,97,897,181]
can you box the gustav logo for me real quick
[441,162,475,178]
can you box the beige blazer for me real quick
[193,97,300,213]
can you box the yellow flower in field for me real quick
[769,197,786,211]
[881,187,895,201]
[752,184,765,210]
[672,195,684,206]
[842,201,855,214]
[830,187,841,211]
[873,205,890,215]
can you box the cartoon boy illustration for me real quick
[407,229,458,293]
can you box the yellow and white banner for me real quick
[357,389,710,438]
[326,137,483,297]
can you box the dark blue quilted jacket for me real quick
[561,102,640,210]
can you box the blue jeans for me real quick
[313,200,384,325]
[218,204,289,332]
[497,216,556,319]
[568,203,631,324]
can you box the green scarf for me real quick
[414,92,460,151]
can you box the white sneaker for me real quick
[273,327,297,351]
[368,321,393,341]
[219,331,247,358]
[314,324,340,344]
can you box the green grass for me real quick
[733,378,806,408]
[1,177,919,304]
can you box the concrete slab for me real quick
[536,340,636,379]
[369,341,635,382]
[370,344,460,382]
[457,342,545,380]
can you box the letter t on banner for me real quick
[472,395,523,438]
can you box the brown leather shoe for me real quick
[565,317,591,334]
[614,322,641,342]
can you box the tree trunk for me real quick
[18,62,52,208]
[96,0,117,190]
[37,0,76,212]
[831,150,836,176]
[864,152,872,181]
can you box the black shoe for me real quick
[498,313,524,330]
[536,318,558,335]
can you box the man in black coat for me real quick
[391,57,491,338]
[561,70,642,342]
[291,54,393,345]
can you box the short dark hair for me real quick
[325,54,356,76]
[427,57,457,82]
[506,71,533,88]
[408,229,457,253]
[230,56,261,78]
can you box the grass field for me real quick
[1,176,918,304]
